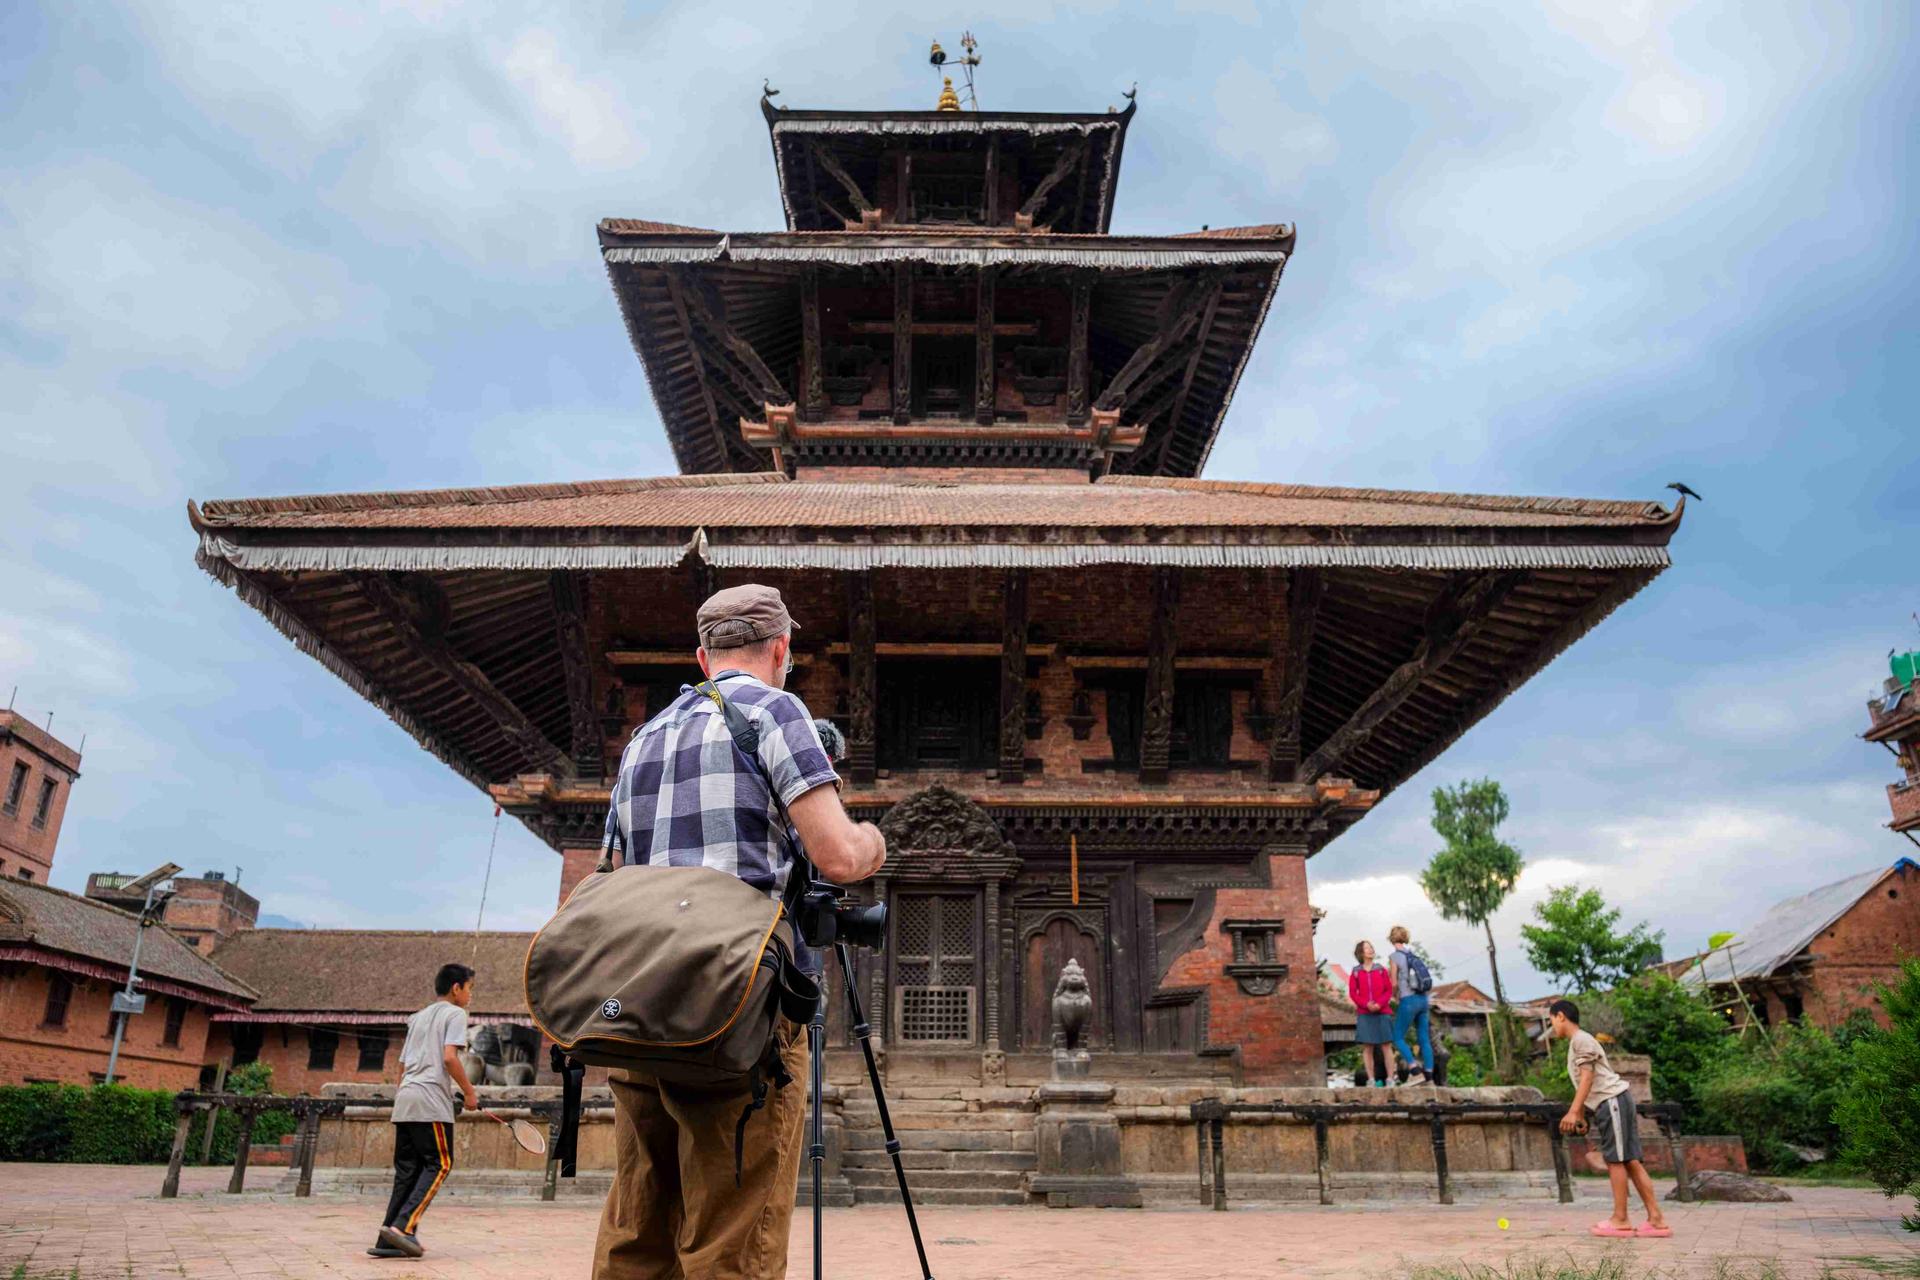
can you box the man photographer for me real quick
[593,584,886,1280]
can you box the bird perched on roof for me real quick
[1667,482,1704,503]
[1123,83,1137,102]
[762,79,779,99]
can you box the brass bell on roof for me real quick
[936,76,961,112]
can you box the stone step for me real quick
[845,1128,1035,1153]
[837,1110,1035,1131]
[844,1167,1028,1192]
[842,1148,1036,1172]
[852,1185,1033,1207]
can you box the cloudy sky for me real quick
[3,3,1914,996]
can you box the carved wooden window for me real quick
[1104,676,1237,768]
[891,892,978,1043]
[910,174,985,225]
[912,337,974,418]
[876,659,998,770]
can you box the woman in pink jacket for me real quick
[1348,940,1399,1087]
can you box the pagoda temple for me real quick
[189,84,1681,1085]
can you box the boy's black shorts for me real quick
[1587,1090,1643,1165]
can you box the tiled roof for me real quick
[0,880,256,1002]
[197,474,1672,533]
[1685,858,1918,985]
[209,929,534,1018]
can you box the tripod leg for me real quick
[837,942,935,1280]
[808,972,827,1280]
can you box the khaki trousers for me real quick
[593,1022,808,1280]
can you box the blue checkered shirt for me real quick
[601,670,840,901]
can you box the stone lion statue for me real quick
[458,1022,538,1087]
[1050,959,1094,1055]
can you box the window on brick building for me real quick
[357,1032,389,1072]
[308,1029,339,1071]
[3,762,26,814]
[230,1024,262,1066]
[162,998,188,1048]
[16,868,31,881]
[31,777,57,829]
[42,973,73,1027]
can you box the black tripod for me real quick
[806,940,934,1280]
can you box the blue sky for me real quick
[3,2,1914,998]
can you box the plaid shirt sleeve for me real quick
[752,689,840,806]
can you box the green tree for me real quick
[1604,973,1734,1118]
[1520,883,1665,993]
[1836,957,1920,1229]
[1420,778,1525,1008]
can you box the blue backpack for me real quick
[1403,950,1434,994]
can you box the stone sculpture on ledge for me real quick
[1032,959,1143,1207]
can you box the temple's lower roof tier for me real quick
[190,473,1678,849]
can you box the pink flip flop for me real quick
[1590,1222,1637,1238]
[1635,1223,1673,1238]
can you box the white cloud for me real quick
[1210,58,1339,188]
[0,163,366,379]
[498,29,646,171]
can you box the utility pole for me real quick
[103,862,181,1086]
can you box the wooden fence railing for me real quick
[1187,1098,1692,1210]
[159,1091,621,1202]
[159,1092,347,1199]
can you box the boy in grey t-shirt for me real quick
[371,963,478,1260]
[1550,998,1670,1239]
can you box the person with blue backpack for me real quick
[1387,925,1436,1085]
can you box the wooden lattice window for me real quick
[891,893,978,1044]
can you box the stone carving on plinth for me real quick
[1050,958,1094,1081]
[459,1023,539,1087]
[1031,959,1142,1207]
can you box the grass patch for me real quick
[1401,1256,1917,1280]
[1823,1260,1920,1278]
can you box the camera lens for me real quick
[834,900,887,951]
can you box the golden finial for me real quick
[936,76,961,112]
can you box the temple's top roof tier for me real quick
[761,95,1136,234]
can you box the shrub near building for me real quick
[0,1061,291,1164]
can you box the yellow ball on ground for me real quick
[1497,1218,1509,1230]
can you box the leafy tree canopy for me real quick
[1520,883,1665,993]
[1420,777,1525,1006]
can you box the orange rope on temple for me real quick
[1070,833,1080,906]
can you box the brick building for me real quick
[0,710,82,885]
[204,929,536,1094]
[86,870,259,955]
[0,878,254,1088]
[1688,857,1920,1030]
[190,88,1681,1085]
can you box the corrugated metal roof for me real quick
[1687,859,1916,984]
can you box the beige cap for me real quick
[697,584,798,651]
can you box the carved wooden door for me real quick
[1020,915,1106,1050]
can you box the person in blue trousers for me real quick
[1387,925,1436,1085]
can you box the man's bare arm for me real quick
[1561,1064,1593,1132]
[789,784,886,883]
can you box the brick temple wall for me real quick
[1159,853,1324,1085]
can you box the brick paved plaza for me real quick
[2,1164,1917,1279]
